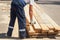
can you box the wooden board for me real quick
[33,3,57,34]
[25,5,41,33]
[24,3,60,37]
[33,6,49,33]
[34,3,60,31]
[32,16,42,33]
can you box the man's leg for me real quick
[16,6,26,38]
[7,3,16,37]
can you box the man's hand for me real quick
[29,5,36,25]
[30,19,36,25]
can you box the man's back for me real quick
[12,0,26,7]
[12,0,34,7]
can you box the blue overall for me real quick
[7,0,27,38]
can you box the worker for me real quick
[7,0,34,38]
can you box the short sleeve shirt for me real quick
[24,0,34,5]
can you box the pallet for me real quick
[24,3,60,37]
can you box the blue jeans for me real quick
[7,2,27,38]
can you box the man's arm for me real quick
[29,0,35,24]
[29,4,33,21]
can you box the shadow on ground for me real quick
[0,33,20,39]
[0,33,57,39]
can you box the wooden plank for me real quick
[34,3,60,31]
[33,6,49,33]
[46,24,54,30]
[33,3,57,34]
[33,4,57,34]
[45,24,55,34]
[26,19,35,36]
[42,12,60,31]
[26,23,35,36]
[24,4,59,36]
[24,5,35,35]
[25,5,41,33]
[49,20,60,31]
[32,16,41,33]
[40,12,60,31]
[28,25,35,35]
[34,3,54,29]
[33,3,60,35]
[40,24,49,33]
[26,17,42,36]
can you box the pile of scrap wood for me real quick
[24,3,60,37]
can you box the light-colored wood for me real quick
[48,30,55,34]
[33,6,49,33]
[34,3,60,31]
[33,3,56,34]
[25,5,41,33]
[46,24,54,30]
[35,3,60,31]
[24,5,35,35]
[24,3,60,36]
[26,24,35,36]
[32,16,42,33]
[32,16,41,32]
[26,17,36,36]
[33,4,56,34]
[29,26,35,35]
[46,24,55,34]
[40,24,49,32]
[34,3,54,29]
[49,19,60,31]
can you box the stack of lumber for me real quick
[24,3,60,37]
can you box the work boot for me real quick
[19,31,27,39]
[7,28,13,37]
[5,33,11,38]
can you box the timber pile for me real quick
[24,3,60,37]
